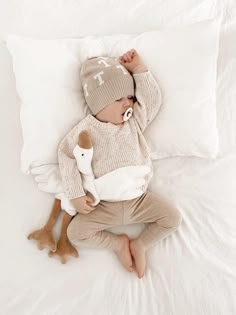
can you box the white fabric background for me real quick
[6,20,220,174]
[0,1,235,314]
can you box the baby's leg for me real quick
[127,191,182,278]
[113,234,133,272]
[67,200,133,272]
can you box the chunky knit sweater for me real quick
[58,70,162,200]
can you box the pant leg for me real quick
[125,190,182,249]
[67,199,124,250]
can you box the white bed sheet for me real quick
[0,1,235,314]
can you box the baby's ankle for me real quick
[130,238,146,250]
[112,234,129,251]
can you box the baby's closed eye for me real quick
[116,96,136,102]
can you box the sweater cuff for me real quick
[132,70,153,85]
[64,180,86,200]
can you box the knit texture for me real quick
[80,56,134,115]
[58,70,162,200]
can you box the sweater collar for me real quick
[86,114,124,131]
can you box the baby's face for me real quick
[95,96,135,125]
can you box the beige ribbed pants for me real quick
[67,191,182,250]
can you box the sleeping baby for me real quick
[58,49,182,278]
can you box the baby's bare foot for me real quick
[113,234,133,272]
[130,238,146,278]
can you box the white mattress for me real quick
[0,1,235,314]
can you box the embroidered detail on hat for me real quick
[94,71,105,85]
[98,59,111,68]
[84,83,89,96]
[116,65,128,75]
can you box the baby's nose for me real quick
[122,97,130,106]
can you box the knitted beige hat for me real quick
[80,56,134,115]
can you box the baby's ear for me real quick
[78,130,93,149]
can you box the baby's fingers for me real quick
[86,195,94,203]
[126,49,137,60]
[85,203,96,212]
[130,49,137,57]
[124,52,132,62]
[120,53,130,63]
[79,207,93,214]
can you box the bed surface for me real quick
[0,1,235,314]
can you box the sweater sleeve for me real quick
[132,70,162,132]
[58,130,86,200]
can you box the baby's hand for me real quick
[119,49,147,74]
[71,194,95,214]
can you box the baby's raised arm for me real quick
[120,49,162,132]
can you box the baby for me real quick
[58,49,182,278]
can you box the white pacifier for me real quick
[123,107,133,122]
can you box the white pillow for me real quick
[7,19,220,174]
